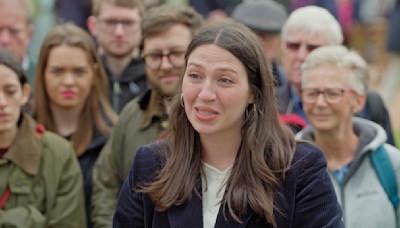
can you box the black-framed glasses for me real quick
[97,18,139,33]
[142,51,186,70]
[285,41,321,53]
[301,88,357,104]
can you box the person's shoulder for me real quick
[115,97,143,125]
[132,142,167,178]
[291,141,327,172]
[384,144,400,166]
[40,131,76,160]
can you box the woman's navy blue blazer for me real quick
[113,141,344,228]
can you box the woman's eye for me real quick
[6,90,16,95]
[220,78,233,83]
[188,73,200,79]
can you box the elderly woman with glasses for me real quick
[296,45,400,228]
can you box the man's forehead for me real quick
[285,29,328,45]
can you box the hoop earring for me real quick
[180,93,185,108]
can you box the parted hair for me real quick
[0,48,27,86]
[141,4,204,41]
[33,23,118,156]
[91,0,145,17]
[141,21,296,226]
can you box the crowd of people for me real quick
[0,0,399,227]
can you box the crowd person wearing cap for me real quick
[87,0,147,114]
[231,0,288,88]
[0,48,86,227]
[91,5,204,228]
[278,6,396,146]
[296,45,400,228]
[113,21,343,228]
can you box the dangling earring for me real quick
[180,93,185,108]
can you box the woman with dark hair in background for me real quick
[113,22,343,228]
[33,23,117,228]
[0,48,86,227]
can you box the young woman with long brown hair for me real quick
[113,22,343,228]
[33,23,117,228]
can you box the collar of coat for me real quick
[3,113,41,175]
[138,88,165,130]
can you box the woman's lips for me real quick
[62,91,76,98]
[194,107,219,121]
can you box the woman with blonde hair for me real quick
[33,23,117,228]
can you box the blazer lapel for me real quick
[214,205,255,228]
[168,182,203,228]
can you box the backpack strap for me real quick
[370,145,399,209]
[366,91,386,127]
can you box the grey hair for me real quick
[281,6,343,45]
[301,45,369,94]
[0,0,34,24]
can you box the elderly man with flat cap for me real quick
[232,0,288,88]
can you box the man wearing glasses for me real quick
[278,6,395,146]
[91,5,204,228]
[87,0,147,113]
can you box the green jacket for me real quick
[0,114,86,228]
[91,89,166,228]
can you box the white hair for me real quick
[281,6,343,45]
[301,45,369,94]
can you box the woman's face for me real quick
[0,64,29,133]
[44,45,94,110]
[302,65,365,132]
[182,44,254,138]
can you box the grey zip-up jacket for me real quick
[296,117,400,228]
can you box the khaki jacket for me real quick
[0,114,86,227]
[91,89,166,228]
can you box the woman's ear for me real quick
[353,93,366,113]
[21,84,31,106]
[248,93,255,104]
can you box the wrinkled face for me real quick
[0,64,29,133]
[44,45,94,110]
[182,44,254,138]
[0,2,33,63]
[302,65,364,132]
[92,2,141,58]
[143,24,192,97]
[282,30,328,96]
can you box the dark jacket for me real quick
[101,56,148,113]
[277,83,396,146]
[76,125,111,228]
[387,0,400,52]
[113,142,344,228]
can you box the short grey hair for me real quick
[301,45,369,94]
[281,6,343,45]
[0,0,34,24]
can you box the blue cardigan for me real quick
[113,142,344,228]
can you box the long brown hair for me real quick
[141,22,296,226]
[33,23,118,156]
